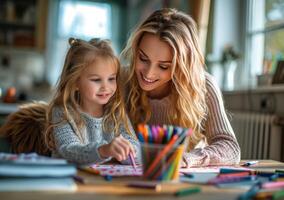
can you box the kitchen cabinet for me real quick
[0,0,48,51]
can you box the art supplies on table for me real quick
[137,124,192,181]
[0,152,77,191]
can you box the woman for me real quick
[121,8,240,167]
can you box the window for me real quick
[46,0,113,86]
[58,1,111,39]
[246,0,284,87]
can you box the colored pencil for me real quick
[129,152,137,171]
[143,134,179,177]
[127,181,162,191]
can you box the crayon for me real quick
[174,186,201,197]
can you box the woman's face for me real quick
[135,33,173,98]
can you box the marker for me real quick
[127,181,162,191]
[129,152,137,171]
[174,187,201,197]
[241,161,259,167]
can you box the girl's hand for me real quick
[98,135,136,161]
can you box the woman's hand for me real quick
[98,135,136,161]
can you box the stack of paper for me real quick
[0,153,77,191]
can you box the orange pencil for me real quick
[144,134,179,177]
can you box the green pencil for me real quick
[174,186,201,197]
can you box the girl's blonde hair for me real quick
[121,8,207,148]
[45,38,130,150]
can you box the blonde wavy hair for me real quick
[121,8,207,148]
[45,38,131,150]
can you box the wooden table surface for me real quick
[1,160,284,200]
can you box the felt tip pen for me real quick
[241,161,259,167]
[174,187,201,197]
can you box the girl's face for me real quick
[135,33,173,98]
[77,57,117,114]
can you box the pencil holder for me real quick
[141,142,184,181]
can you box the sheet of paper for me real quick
[91,164,143,176]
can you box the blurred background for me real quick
[0,0,284,161]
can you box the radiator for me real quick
[231,112,283,160]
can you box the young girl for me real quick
[45,38,139,165]
[121,8,240,167]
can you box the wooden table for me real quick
[1,160,284,200]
